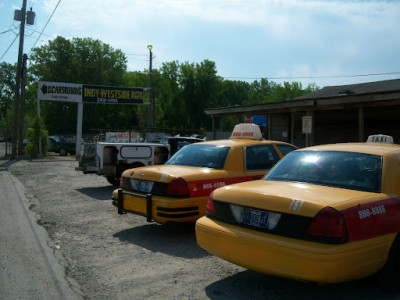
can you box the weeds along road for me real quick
[3,154,399,299]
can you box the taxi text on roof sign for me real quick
[230,123,263,140]
[367,134,394,144]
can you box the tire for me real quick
[59,147,68,156]
[378,234,400,291]
[106,176,120,187]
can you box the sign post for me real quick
[302,115,313,147]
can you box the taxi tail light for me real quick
[120,170,134,186]
[206,191,216,214]
[166,177,189,197]
[305,207,347,240]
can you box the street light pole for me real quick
[147,45,153,129]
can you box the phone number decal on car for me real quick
[358,205,386,219]
[203,182,226,190]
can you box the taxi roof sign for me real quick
[367,134,394,144]
[230,123,263,140]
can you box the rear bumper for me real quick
[195,216,395,283]
[112,188,206,223]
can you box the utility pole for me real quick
[18,53,28,155]
[12,0,27,157]
[12,1,35,156]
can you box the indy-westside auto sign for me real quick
[37,81,144,104]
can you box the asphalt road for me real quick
[0,159,83,300]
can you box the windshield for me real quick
[265,150,382,193]
[166,144,230,169]
[51,136,64,142]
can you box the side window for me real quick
[177,141,191,151]
[154,146,170,164]
[276,144,297,156]
[246,145,280,171]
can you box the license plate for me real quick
[131,179,153,193]
[243,208,268,228]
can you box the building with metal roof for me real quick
[205,79,400,147]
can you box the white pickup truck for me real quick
[76,135,203,185]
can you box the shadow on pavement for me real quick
[205,270,397,300]
[76,185,115,201]
[0,159,20,171]
[113,223,209,259]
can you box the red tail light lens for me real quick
[305,207,347,239]
[206,191,216,214]
[120,170,134,186]
[166,177,189,196]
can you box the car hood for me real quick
[124,165,231,184]
[212,180,378,217]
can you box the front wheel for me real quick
[106,176,120,187]
[378,234,400,291]
[59,147,68,156]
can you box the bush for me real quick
[25,117,49,157]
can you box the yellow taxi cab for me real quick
[112,124,297,224]
[196,135,400,290]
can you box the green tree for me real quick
[26,35,320,135]
[268,81,319,102]
[177,60,221,130]
[217,79,251,107]
[0,62,16,130]
[24,116,49,157]
[155,61,182,129]
[123,70,150,128]
[29,36,133,134]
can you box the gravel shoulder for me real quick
[6,154,398,299]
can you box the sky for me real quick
[1,0,400,89]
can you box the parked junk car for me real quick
[48,136,76,156]
[196,134,400,290]
[112,123,297,224]
[76,133,203,186]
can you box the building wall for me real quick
[314,109,359,145]
[270,114,290,142]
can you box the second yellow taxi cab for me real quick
[196,134,400,290]
[112,123,296,223]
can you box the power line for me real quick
[125,53,148,57]
[0,29,14,35]
[29,0,61,53]
[0,33,19,61]
[222,72,400,81]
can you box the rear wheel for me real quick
[59,147,68,156]
[378,234,400,291]
[106,176,120,186]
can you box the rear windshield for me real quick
[265,150,382,193]
[166,144,230,169]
